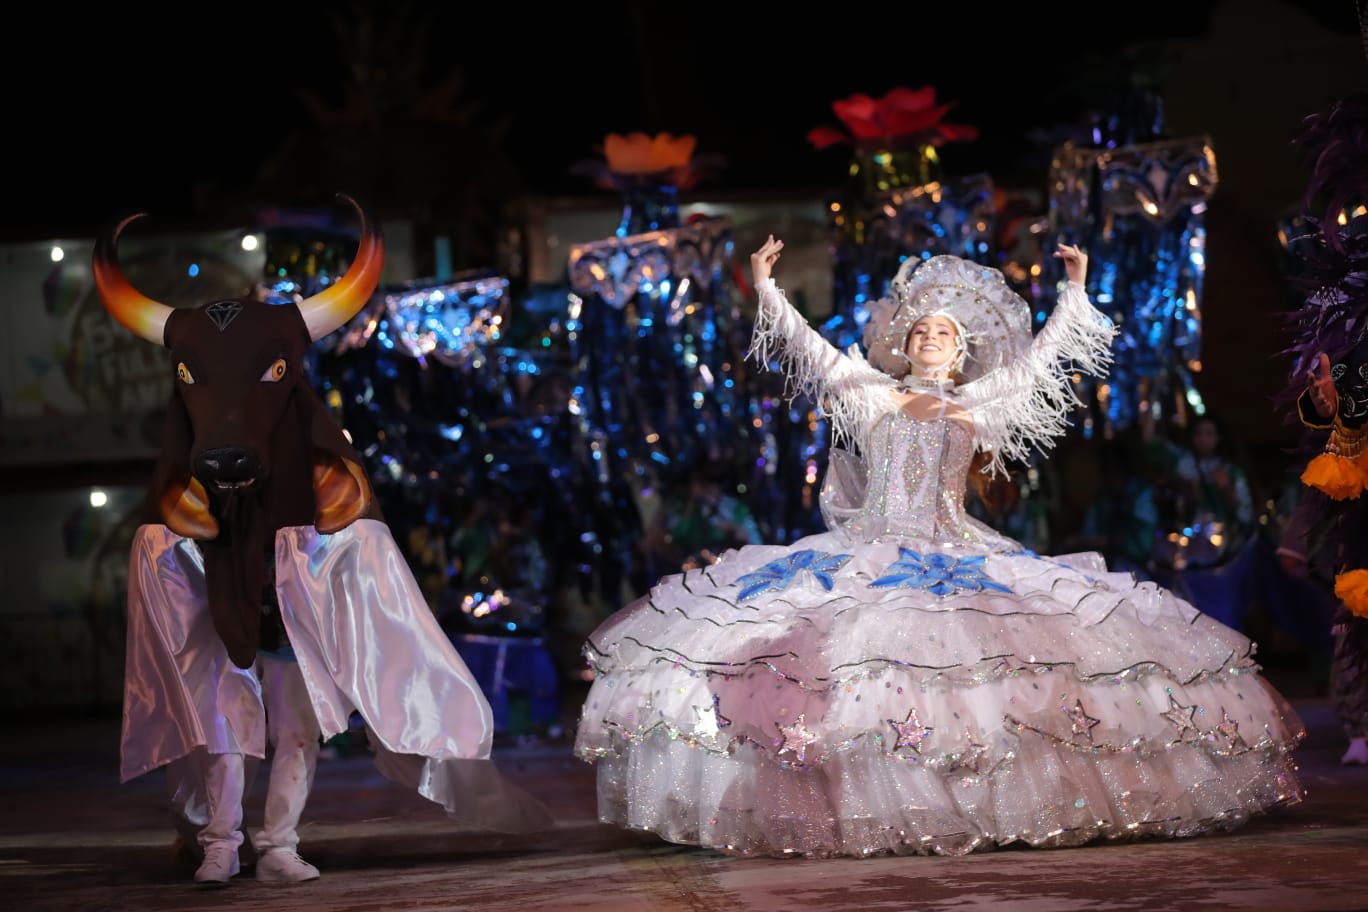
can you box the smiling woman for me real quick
[904,314,966,374]
[572,236,1306,859]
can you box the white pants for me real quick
[169,653,322,857]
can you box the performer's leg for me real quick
[166,752,206,867]
[166,749,261,870]
[253,653,323,882]
[193,751,245,886]
[1330,619,1368,763]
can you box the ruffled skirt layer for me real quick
[574,533,1305,858]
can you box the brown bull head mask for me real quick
[93,193,385,667]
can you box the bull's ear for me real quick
[299,383,374,532]
[312,454,372,533]
[161,476,218,539]
[152,391,219,539]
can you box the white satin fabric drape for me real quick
[121,520,551,834]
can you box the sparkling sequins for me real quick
[693,693,731,738]
[888,708,934,753]
[1214,709,1249,754]
[1161,695,1200,742]
[775,714,818,764]
[1064,699,1101,742]
[956,740,993,775]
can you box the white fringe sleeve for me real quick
[746,278,890,451]
[958,281,1117,477]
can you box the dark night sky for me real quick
[3,0,1362,238]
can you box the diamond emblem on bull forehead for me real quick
[203,300,243,331]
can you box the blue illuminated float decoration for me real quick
[1042,129,1218,437]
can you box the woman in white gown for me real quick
[573,238,1305,858]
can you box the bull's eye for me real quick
[176,362,195,385]
[261,358,288,383]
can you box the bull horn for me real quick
[92,212,175,346]
[297,193,385,342]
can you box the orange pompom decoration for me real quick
[1301,451,1368,500]
[1335,569,1368,619]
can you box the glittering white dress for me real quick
[574,277,1305,858]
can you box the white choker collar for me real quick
[898,374,956,392]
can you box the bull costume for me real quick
[96,194,551,886]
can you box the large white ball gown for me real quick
[574,261,1305,858]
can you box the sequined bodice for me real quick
[868,409,972,528]
[823,408,1014,549]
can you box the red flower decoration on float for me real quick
[571,132,725,191]
[807,86,979,152]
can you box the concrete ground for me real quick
[4,673,1368,912]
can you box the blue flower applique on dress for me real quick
[735,549,853,601]
[869,548,1013,596]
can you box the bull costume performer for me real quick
[96,194,552,886]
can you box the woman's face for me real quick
[905,315,961,374]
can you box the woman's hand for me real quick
[1053,242,1088,285]
[750,235,784,286]
[1307,352,1338,418]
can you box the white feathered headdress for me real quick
[862,255,1034,383]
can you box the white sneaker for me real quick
[193,842,240,887]
[256,848,321,883]
[1341,737,1368,765]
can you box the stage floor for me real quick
[5,676,1367,912]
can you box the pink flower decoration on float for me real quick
[807,86,979,152]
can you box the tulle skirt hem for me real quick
[584,728,1304,859]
